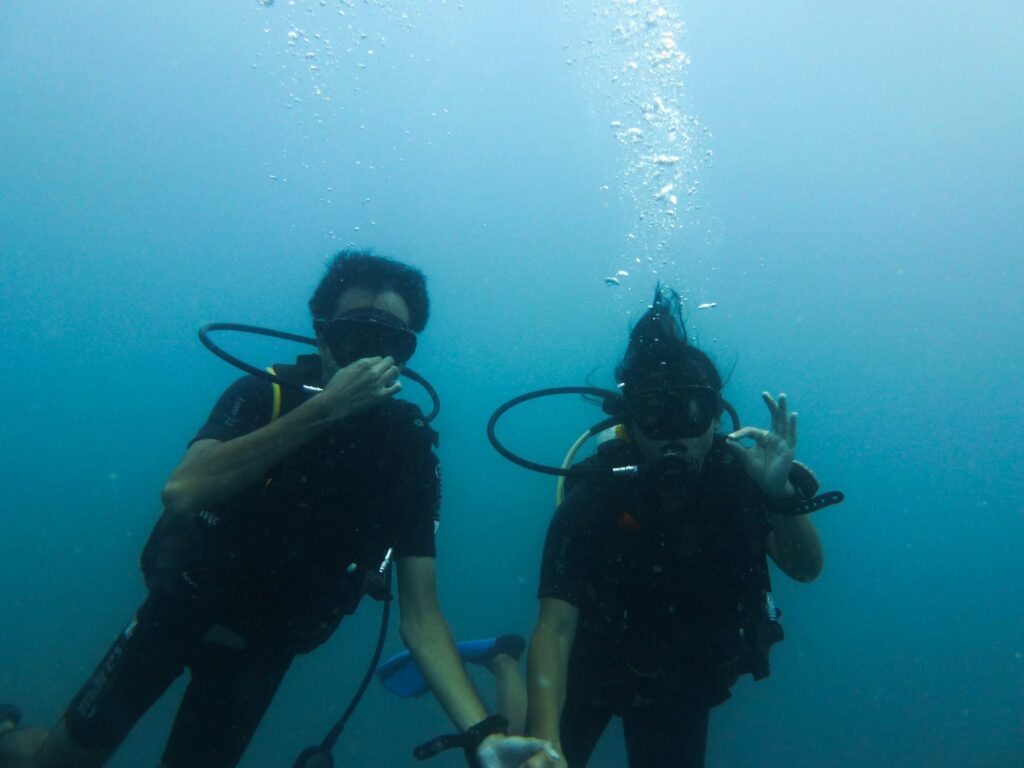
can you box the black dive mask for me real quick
[627,385,720,440]
[320,308,417,367]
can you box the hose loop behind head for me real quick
[198,323,440,422]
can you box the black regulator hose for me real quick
[487,386,744,479]
[486,387,637,478]
[290,567,393,768]
[198,323,440,422]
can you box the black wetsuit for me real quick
[538,437,790,768]
[65,355,440,768]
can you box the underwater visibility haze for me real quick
[1,1,1021,766]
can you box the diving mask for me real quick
[627,384,720,440]
[320,308,417,367]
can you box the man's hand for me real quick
[316,356,401,423]
[726,391,797,498]
[476,734,561,768]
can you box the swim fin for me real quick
[376,635,526,698]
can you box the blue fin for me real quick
[376,635,525,698]
[375,648,431,699]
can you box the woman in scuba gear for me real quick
[523,285,827,768]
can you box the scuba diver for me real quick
[0,251,555,768]
[503,285,841,768]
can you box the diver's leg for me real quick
[27,594,197,768]
[466,636,528,735]
[0,726,47,768]
[0,707,45,768]
[481,652,527,735]
[553,658,616,768]
[19,717,108,768]
[557,698,613,768]
[621,696,709,768]
[160,631,292,768]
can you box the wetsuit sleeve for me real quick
[391,438,441,560]
[537,485,591,607]
[190,376,273,445]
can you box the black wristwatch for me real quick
[413,714,509,767]
[768,460,845,517]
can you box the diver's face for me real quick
[319,288,412,378]
[632,417,717,474]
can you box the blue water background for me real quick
[1,2,1021,766]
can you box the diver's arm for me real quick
[161,356,400,515]
[398,559,560,766]
[766,514,823,582]
[727,391,823,580]
[526,598,579,756]
[396,556,490,729]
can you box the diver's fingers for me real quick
[372,355,396,374]
[478,736,561,767]
[728,426,768,444]
[724,436,752,468]
[789,411,798,449]
[775,393,788,438]
[762,392,780,432]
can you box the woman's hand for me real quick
[726,391,797,498]
[476,735,561,767]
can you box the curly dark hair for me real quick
[308,250,429,332]
[616,284,722,392]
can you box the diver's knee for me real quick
[26,717,110,768]
[0,726,48,768]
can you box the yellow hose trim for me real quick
[266,366,282,422]
[556,428,600,507]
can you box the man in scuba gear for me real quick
[2,251,555,768]
[524,286,826,768]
